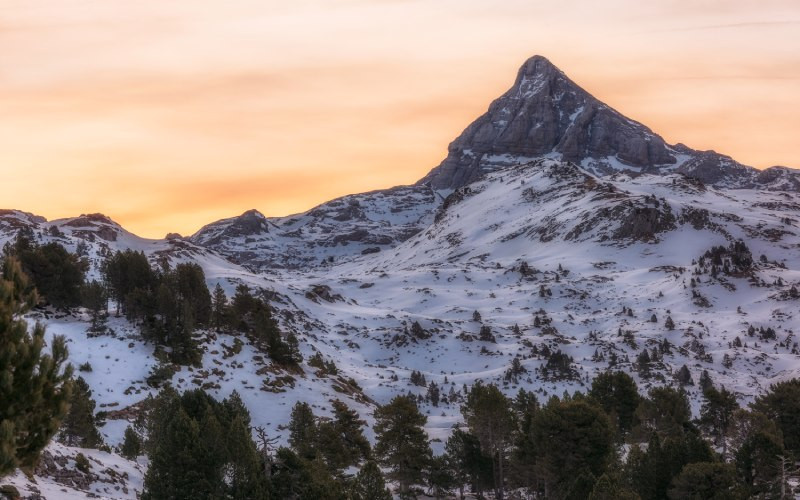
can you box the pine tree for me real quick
[1,257,73,477]
[211,283,227,331]
[59,377,103,448]
[588,371,640,436]
[317,400,370,473]
[142,407,222,499]
[445,428,493,499]
[351,461,392,500]
[120,426,142,460]
[530,398,614,497]
[751,378,800,452]
[461,382,515,500]
[374,395,432,497]
[664,315,675,330]
[668,462,741,499]
[699,386,738,457]
[288,402,317,460]
[226,415,269,499]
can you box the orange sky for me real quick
[1,0,799,238]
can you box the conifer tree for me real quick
[699,386,738,457]
[59,377,103,448]
[530,398,614,497]
[120,426,142,460]
[373,395,432,497]
[588,371,639,436]
[461,382,515,499]
[751,379,800,452]
[351,460,392,500]
[0,257,73,477]
[288,402,317,460]
[211,283,227,331]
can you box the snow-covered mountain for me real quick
[2,56,800,498]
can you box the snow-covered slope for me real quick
[191,184,441,270]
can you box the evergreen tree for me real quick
[633,386,692,440]
[668,462,742,500]
[373,395,432,497]
[0,257,73,476]
[317,400,370,473]
[427,454,455,499]
[270,447,344,500]
[288,402,317,460]
[445,428,493,499]
[351,461,392,500]
[211,283,228,331]
[699,386,739,457]
[626,429,714,500]
[142,407,222,499]
[461,382,515,499]
[588,371,640,436]
[120,426,142,460]
[59,377,103,448]
[530,398,614,497]
[226,415,269,499]
[751,378,800,452]
[7,237,87,309]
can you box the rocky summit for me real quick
[419,55,799,191]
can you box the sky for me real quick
[1,0,799,238]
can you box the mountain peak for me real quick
[240,209,266,219]
[417,55,692,189]
[515,55,559,79]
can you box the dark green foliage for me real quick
[120,426,142,460]
[427,455,455,499]
[270,447,343,500]
[5,237,87,309]
[668,462,742,500]
[588,473,639,500]
[81,280,108,332]
[445,427,493,499]
[351,460,392,500]
[541,350,577,380]
[633,386,692,440]
[461,382,515,499]
[316,400,371,473]
[699,386,738,456]
[751,378,800,452]
[589,371,640,436]
[529,398,614,497]
[102,249,156,320]
[74,452,91,473]
[373,395,432,496]
[104,252,212,365]
[0,257,73,477]
[626,429,714,500]
[675,364,693,386]
[211,283,227,331]
[288,402,317,460]
[142,388,268,500]
[731,410,786,497]
[59,377,103,448]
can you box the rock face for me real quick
[418,55,797,191]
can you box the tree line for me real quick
[120,371,800,500]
